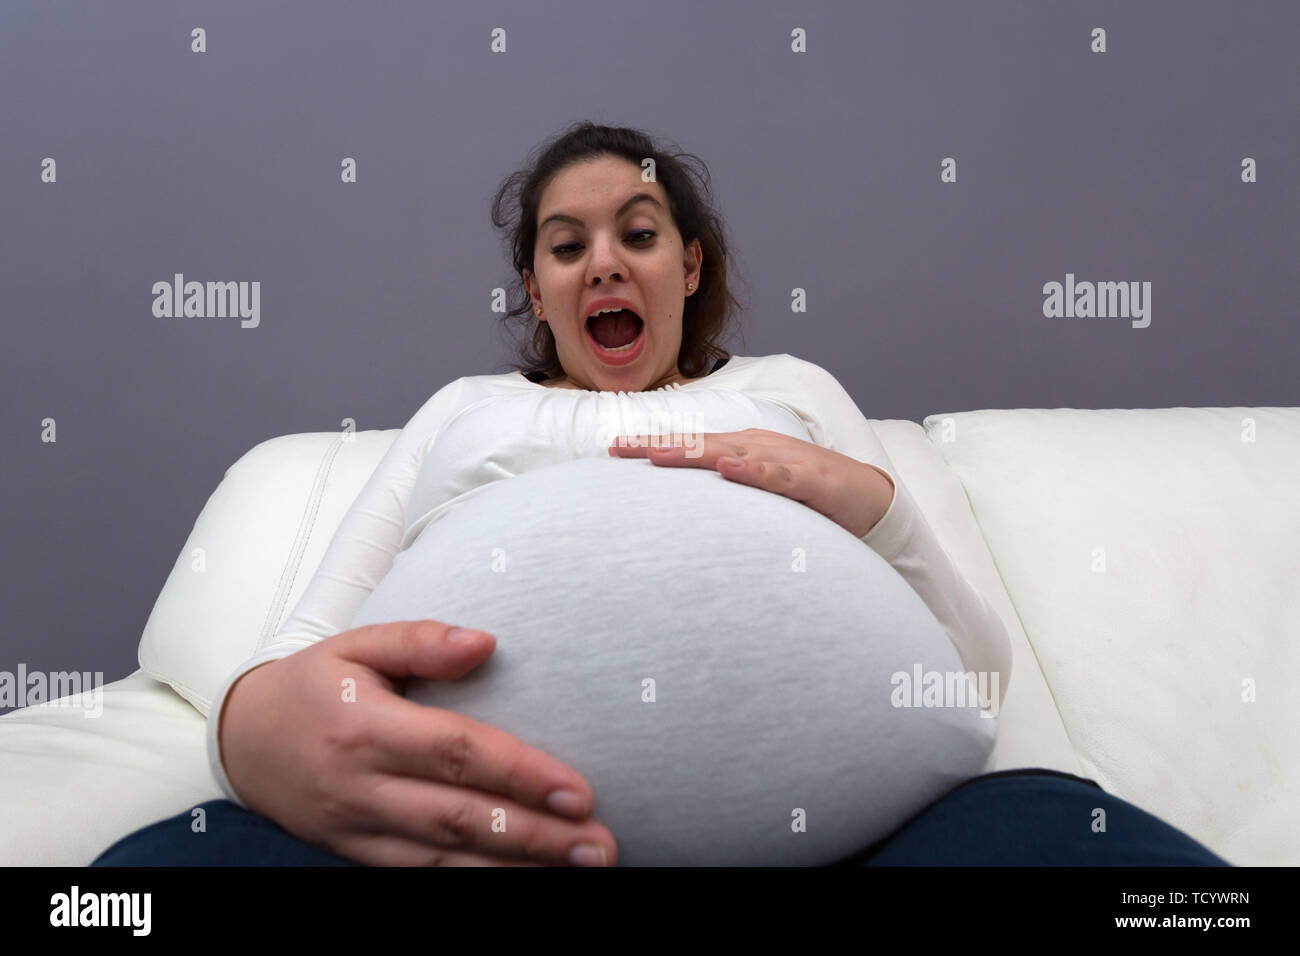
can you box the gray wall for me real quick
[1,0,1296,707]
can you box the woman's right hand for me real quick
[217,619,618,866]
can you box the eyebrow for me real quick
[538,193,663,233]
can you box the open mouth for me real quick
[586,309,644,353]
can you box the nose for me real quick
[585,232,628,285]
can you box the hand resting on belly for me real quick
[349,456,997,865]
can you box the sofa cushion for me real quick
[136,430,400,717]
[0,669,216,866]
[924,407,1300,866]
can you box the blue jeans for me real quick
[90,769,1229,867]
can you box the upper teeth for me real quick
[590,307,628,317]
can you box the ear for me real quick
[523,269,544,319]
[683,238,703,293]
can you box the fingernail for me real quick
[448,627,482,643]
[568,843,608,867]
[546,788,588,818]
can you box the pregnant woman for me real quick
[93,122,1226,867]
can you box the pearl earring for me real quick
[687,282,695,291]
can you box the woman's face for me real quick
[524,155,702,392]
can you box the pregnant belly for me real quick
[349,456,995,865]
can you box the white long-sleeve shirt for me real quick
[206,352,1012,807]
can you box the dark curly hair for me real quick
[490,121,748,382]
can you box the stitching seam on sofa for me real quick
[137,666,212,716]
[256,437,345,654]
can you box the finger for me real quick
[366,695,599,824]
[332,618,498,684]
[716,455,817,504]
[646,439,760,472]
[345,773,616,866]
[612,434,732,468]
[607,432,695,458]
[329,830,545,867]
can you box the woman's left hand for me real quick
[608,428,896,539]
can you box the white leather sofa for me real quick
[2,406,1295,866]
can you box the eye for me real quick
[552,231,656,257]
